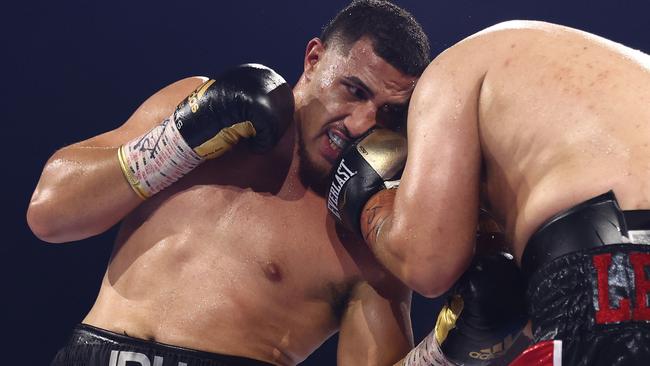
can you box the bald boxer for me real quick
[332,20,650,365]
[26,1,431,365]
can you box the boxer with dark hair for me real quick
[27,1,431,365]
[331,20,650,365]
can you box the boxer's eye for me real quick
[345,84,368,100]
[342,77,372,101]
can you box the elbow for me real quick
[401,267,455,299]
[27,202,65,243]
[26,196,78,243]
[385,233,461,298]
[27,166,72,243]
[384,252,454,299]
[377,232,432,297]
[380,219,474,298]
[408,280,445,299]
[399,248,470,298]
[27,192,110,243]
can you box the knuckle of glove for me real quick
[441,253,527,365]
[327,129,407,234]
[221,64,294,152]
[457,253,526,324]
[248,70,294,152]
[176,64,293,153]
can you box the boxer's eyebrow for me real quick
[343,76,374,99]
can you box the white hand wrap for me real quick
[404,329,456,366]
[118,116,202,199]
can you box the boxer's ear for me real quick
[303,38,325,81]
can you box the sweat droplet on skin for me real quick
[320,63,341,89]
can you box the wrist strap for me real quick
[435,295,464,345]
[118,116,202,199]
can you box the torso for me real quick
[83,138,382,365]
[474,21,650,260]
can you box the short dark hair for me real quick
[321,0,430,76]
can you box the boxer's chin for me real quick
[297,136,332,197]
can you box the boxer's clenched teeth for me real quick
[328,129,348,152]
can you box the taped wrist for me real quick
[118,116,203,199]
[404,327,456,366]
[435,295,464,346]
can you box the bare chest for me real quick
[122,185,361,307]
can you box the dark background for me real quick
[4,0,649,364]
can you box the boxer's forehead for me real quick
[321,38,417,104]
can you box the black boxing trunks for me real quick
[511,191,650,366]
[50,323,275,366]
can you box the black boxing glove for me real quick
[404,252,527,366]
[118,64,294,199]
[174,63,294,156]
[326,128,407,235]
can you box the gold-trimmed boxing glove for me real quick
[326,128,407,235]
[404,252,527,366]
[118,64,294,199]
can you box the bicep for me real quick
[27,77,207,241]
[402,60,483,216]
[337,280,413,366]
[393,50,485,289]
[69,76,207,150]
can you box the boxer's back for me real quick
[474,21,650,259]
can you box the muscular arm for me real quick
[362,38,488,298]
[26,77,206,243]
[337,276,413,366]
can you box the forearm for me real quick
[360,188,471,298]
[360,189,410,289]
[28,67,293,243]
[27,146,142,243]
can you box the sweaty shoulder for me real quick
[412,21,548,95]
[470,20,648,70]
[427,21,550,65]
[436,21,590,69]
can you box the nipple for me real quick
[262,261,283,282]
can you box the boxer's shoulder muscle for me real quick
[475,22,650,253]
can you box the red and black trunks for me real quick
[516,191,650,366]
